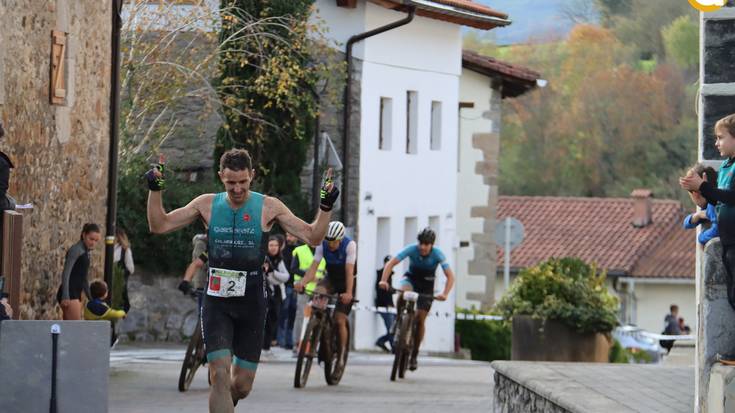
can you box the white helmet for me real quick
[326,221,345,241]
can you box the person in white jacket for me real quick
[263,235,289,351]
[113,228,135,313]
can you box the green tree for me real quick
[604,0,695,60]
[662,15,699,71]
[463,31,498,57]
[215,0,342,217]
[497,24,697,201]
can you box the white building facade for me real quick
[313,0,510,352]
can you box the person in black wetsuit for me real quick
[56,223,102,320]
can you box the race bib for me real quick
[207,267,250,298]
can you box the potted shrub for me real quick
[496,257,619,362]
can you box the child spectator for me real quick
[84,280,126,321]
[681,113,735,310]
[683,163,718,245]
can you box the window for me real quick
[430,101,442,150]
[376,217,391,281]
[406,91,418,154]
[403,217,417,272]
[379,97,392,150]
[428,216,440,238]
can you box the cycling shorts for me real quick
[201,273,266,370]
[399,273,434,311]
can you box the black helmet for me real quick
[417,227,436,244]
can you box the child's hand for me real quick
[680,173,704,192]
[689,190,707,208]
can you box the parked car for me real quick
[612,325,664,364]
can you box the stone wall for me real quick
[493,372,571,413]
[466,86,501,310]
[0,0,111,320]
[116,273,199,343]
[697,3,735,410]
[697,239,735,411]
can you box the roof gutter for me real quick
[342,6,416,225]
[408,0,511,27]
[618,277,695,285]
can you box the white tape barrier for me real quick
[639,331,695,341]
[350,305,695,339]
[350,304,503,320]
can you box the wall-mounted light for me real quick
[364,192,372,201]
[367,207,375,215]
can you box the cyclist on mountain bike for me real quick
[146,149,338,413]
[295,221,356,371]
[379,227,455,371]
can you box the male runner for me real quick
[146,149,338,413]
[379,227,454,371]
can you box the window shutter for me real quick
[50,30,67,105]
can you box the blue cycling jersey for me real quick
[395,244,450,279]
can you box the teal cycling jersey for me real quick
[395,244,450,278]
[207,191,268,272]
[718,158,735,217]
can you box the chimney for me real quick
[631,189,653,228]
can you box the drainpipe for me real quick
[312,111,320,213]
[341,6,416,225]
[104,0,123,302]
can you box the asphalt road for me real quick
[108,346,494,413]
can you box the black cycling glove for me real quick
[178,280,193,295]
[319,174,339,212]
[145,162,166,191]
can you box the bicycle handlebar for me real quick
[297,290,359,304]
[387,286,436,300]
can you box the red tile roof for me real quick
[497,196,695,279]
[462,50,541,97]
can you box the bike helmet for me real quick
[417,227,436,244]
[325,221,346,241]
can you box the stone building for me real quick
[455,50,540,311]
[0,1,111,319]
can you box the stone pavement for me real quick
[109,344,494,413]
[492,361,693,413]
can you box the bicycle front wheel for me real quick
[178,320,204,392]
[326,320,350,385]
[294,317,321,388]
[390,314,409,381]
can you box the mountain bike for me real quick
[178,289,208,392]
[294,291,357,388]
[389,287,434,381]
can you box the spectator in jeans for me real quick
[277,233,299,349]
[375,255,395,353]
[263,235,289,352]
[660,304,682,354]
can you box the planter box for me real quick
[512,315,610,362]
